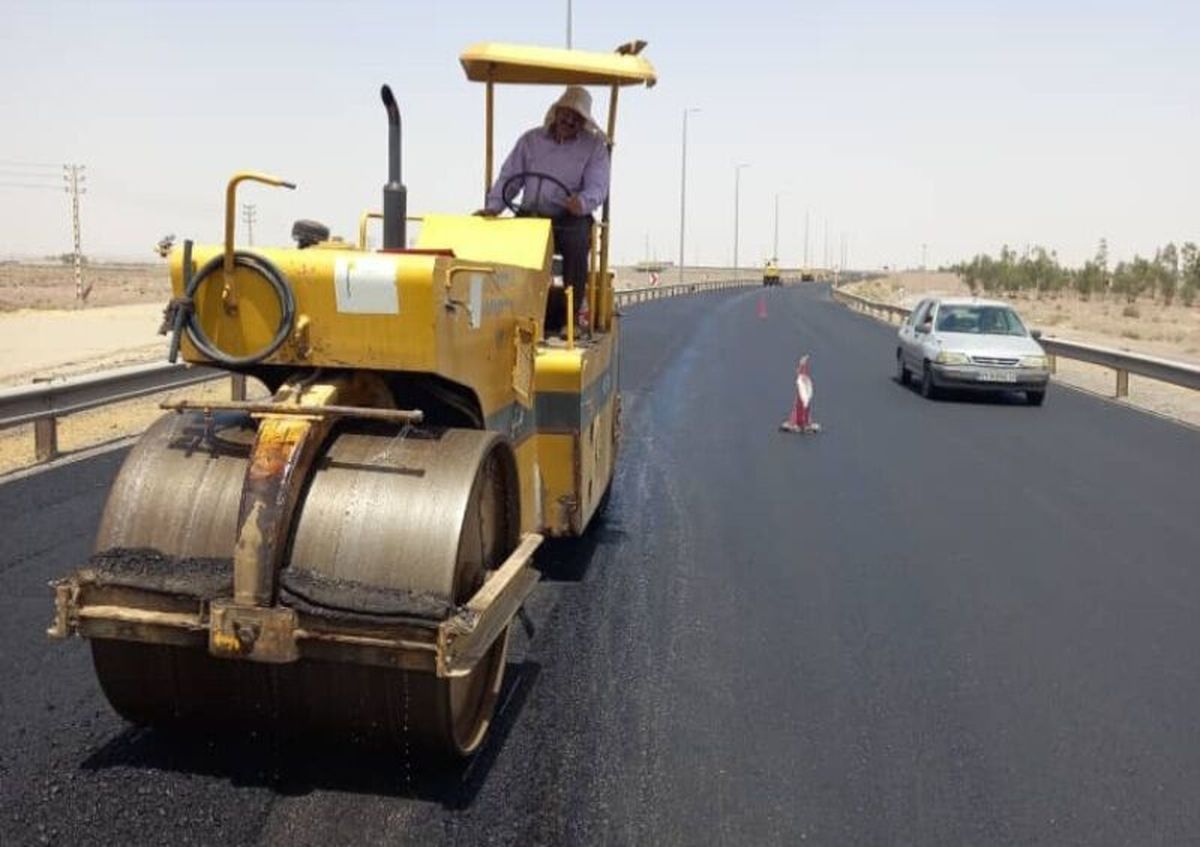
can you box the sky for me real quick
[1,0,1196,270]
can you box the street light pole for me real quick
[678,107,699,284]
[733,162,748,275]
[566,0,572,48]
[773,193,780,261]
[804,210,810,269]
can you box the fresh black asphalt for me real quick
[3,283,1199,845]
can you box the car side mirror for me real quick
[916,320,932,334]
[1031,328,1042,340]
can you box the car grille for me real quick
[970,355,1020,367]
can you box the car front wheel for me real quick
[1026,389,1046,406]
[920,363,939,399]
[896,351,910,385]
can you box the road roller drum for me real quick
[81,411,519,755]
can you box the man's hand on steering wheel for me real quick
[560,194,585,216]
[500,171,574,216]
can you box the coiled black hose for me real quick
[180,250,296,367]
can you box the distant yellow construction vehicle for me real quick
[763,259,781,286]
[48,41,656,756]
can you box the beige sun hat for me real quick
[543,86,604,136]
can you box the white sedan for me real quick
[897,297,1050,405]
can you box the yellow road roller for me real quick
[47,41,656,756]
[763,259,781,286]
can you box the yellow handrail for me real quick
[224,172,295,275]
[357,211,426,250]
[222,171,295,308]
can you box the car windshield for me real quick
[934,305,1026,336]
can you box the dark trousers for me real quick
[551,214,592,310]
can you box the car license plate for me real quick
[978,369,1017,383]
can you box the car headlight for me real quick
[1020,355,1047,368]
[934,351,970,365]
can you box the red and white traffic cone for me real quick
[780,355,821,433]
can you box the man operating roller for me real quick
[476,86,610,333]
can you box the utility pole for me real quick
[823,218,830,270]
[921,242,928,270]
[773,193,780,261]
[63,164,86,302]
[566,0,572,48]
[804,210,810,269]
[242,203,258,246]
[733,162,749,275]
[0,161,87,300]
[678,107,699,283]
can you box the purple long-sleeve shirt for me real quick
[485,126,610,217]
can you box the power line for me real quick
[0,159,62,170]
[0,169,64,180]
[0,162,88,300]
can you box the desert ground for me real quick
[1,263,1197,475]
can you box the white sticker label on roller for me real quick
[334,257,400,314]
[469,274,483,329]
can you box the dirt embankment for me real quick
[0,261,169,311]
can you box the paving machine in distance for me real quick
[763,259,781,286]
[48,41,656,756]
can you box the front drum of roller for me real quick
[89,415,520,756]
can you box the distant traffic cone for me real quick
[780,355,821,434]
[756,295,768,319]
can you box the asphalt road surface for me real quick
[4,284,1200,845]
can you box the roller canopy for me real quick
[460,42,656,87]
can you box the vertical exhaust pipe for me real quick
[380,85,407,250]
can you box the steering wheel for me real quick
[500,171,573,217]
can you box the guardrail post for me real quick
[1116,369,1129,398]
[1047,353,1056,375]
[231,373,247,401]
[34,417,59,462]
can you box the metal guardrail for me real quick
[614,277,757,306]
[1038,338,1200,396]
[0,277,760,469]
[0,362,238,463]
[831,286,1200,399]
[829,288,910,324]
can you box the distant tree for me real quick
[1073,260,1105,300]
[957,259,980,294]
[1180,242,1199,306]
[1094,238,1111,296]
[1112,256,1156,305]
[1155,243,1179,305]
[998,245,1020,295]
[1022,246,1066,298]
